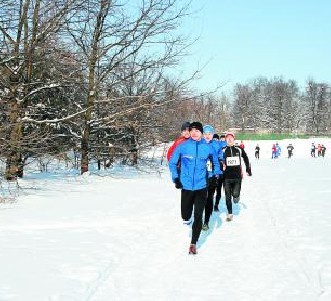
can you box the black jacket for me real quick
[223,145,251,179]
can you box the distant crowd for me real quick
[253,142,327,159]
[310,143,327,158]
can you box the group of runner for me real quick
[254,142,327,159]
[271,143,294,159]
[167,122,252,255]
[311,143,327,158]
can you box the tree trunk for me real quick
[5,93,22,180]
[81,65,96,174]
[80,0,107,174]
[81,127,90,174]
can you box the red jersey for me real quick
[166,136,188,161]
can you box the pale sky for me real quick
[178,0,331,93]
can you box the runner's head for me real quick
[225,132,235,146]
[189,122,203,141]
[180,121,191,138]
[203,124,215,142]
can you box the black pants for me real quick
[204,178,216,225]
[204,175,224,224]
[181,188,207,244]
[224,178,242,214]
[255,151,259,159]
[214,175,224,208]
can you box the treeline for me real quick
[230,77,331,135]
[167,77,331,137]
[1,1,330,180]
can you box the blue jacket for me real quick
[219,140,227,151]
[169,138,221,191]
[204,139,223,177]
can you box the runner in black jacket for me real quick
[223,132,252,221]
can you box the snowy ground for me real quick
[0,139,330,301]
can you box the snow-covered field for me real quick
[0,138,330,301]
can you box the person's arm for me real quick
[211,146,221,176]
[241,148,252,176]
[166,142,176,162]
[216,144,224,173]
[169,144,182,181]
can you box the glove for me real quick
[247,168,252,176]
[208,176,216,188]
[174,177,183,189]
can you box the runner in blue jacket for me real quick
[201,125,223,231]
[169,122,221,255]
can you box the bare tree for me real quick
[282,80,300,133]
[270,78,300,134]
[232,83,252,131]
[216,93,231,132]
[228,77,301,134]
[0,0,81,179]
[64,0,193,174]
[304,80,330,134]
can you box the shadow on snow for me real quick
[196,199,247,248]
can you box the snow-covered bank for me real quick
[0,139,330,301]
